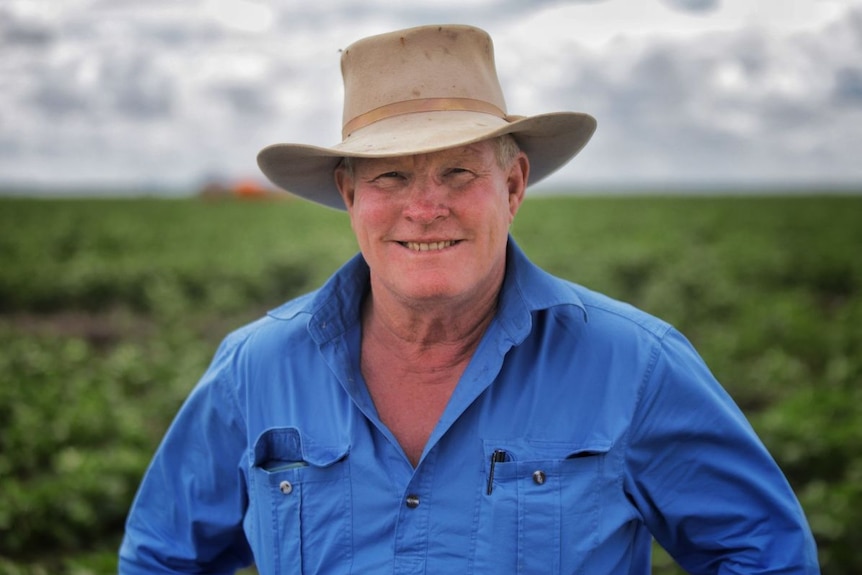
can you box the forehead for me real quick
[353,140,495,170]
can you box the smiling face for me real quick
[335,138,529,311]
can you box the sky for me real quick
[1,0,861,195]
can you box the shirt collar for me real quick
[495,237,588,345]
[267,236,587,345]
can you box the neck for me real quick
[361,284,500,366]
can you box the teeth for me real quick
[405,240,455,252]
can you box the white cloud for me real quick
[201,0,274,34]
[1,0,861,192]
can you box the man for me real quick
[120,24,820,574]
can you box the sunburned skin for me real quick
[334,139,528,316]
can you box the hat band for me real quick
[342,97,507,139]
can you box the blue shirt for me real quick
[120,239,820,574]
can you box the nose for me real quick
[401,178,449,224]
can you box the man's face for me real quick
[335,139,529,309]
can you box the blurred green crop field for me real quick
[1,193,860,574]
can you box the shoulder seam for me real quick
[582,299,673,340]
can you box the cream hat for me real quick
[257,24,597,210]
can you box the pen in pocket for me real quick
[486,449,508,495]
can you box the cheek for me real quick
[350,196,393,238]
[353,201,382,225]
[497,195,517,228]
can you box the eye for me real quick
[373,171,403,181]
[444,167,476,185]
[365,170,407,190]
[447,167,472,175]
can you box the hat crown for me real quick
[257,24,596,210]
[340,25,509,138]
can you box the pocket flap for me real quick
[482,438,612,462]
[253,427,349,468]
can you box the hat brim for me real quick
[257,111,597,210]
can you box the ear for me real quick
[334,163,355,210]
[506,152,529,220]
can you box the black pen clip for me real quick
[486,449,508,495]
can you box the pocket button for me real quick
[532,470,546,485]
[279,480,293,495]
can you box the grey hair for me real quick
[492,133,521,170]
[337,134,521,176]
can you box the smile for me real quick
[401,240,458,252]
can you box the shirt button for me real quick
[405,494,420,508]
[279,480,293,495]
[532,470,546,485]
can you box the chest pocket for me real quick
[247,427,351,575]
[474,438,612,575]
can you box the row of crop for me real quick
[0,328,210,568]
[1,195,861,573]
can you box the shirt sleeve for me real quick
[119,336,254,574]
[623,327,820,574]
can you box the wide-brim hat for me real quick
[257,24,597,210]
